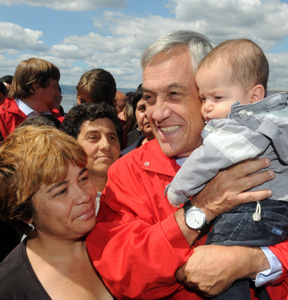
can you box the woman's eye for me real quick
[137,105,145,112]
[109,135,119,143]
[79,176,89,183]
[88,135,98,142]
[55,188,67,197]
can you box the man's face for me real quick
[35,79,61,112]
[142,49,204,157]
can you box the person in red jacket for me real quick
[86,31,287,300]
[0,57,62,140]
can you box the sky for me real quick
[0,0,288,91]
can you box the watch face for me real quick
[186,209,206,230]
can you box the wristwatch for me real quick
[183,201,209,231]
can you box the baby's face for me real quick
[196,65,252,122]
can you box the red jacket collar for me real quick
[1,98,26,118]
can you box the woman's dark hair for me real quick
[132,84,143,113]
[61,102,123,143]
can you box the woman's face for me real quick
[77,90,93,105]
[77,118,120,177]
[31,164,97,239]
[135,99,152,137]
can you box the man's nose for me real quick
[151,98,170,122]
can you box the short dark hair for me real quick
[0,75,13,85]
[0,81,7,97]
[61,102,123,143]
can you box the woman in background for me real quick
[76,68,116,106]
[121,84,154,155]
[61,102,122,214]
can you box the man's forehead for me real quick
[142,61,193,94]
[142,82,186,94]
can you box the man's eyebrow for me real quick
[165,83,186,90]
[142,83,185,93]
[141,86,151,93]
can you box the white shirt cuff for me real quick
[255,247,282,287]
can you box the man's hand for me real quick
[176,245,270,297]
[193,158,274,222]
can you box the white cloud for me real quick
[169,0,288,50]
[50,3,288,89]
[0,22,47,51]
[267,52,288,90]
[0,0,127,11]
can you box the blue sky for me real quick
[0,0,288,91]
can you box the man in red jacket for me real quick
[87,31,287,299]
[0,57,62,140]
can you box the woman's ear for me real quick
[250,84,265,103]
[23,218,33,225]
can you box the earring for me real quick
[28,223,35,230]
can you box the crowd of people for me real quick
[0,30,288,300]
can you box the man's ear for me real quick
[250,84,265,103]
[31,82,40,93]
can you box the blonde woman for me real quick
[0,126,115,300]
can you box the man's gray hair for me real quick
[141,30,213,73]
